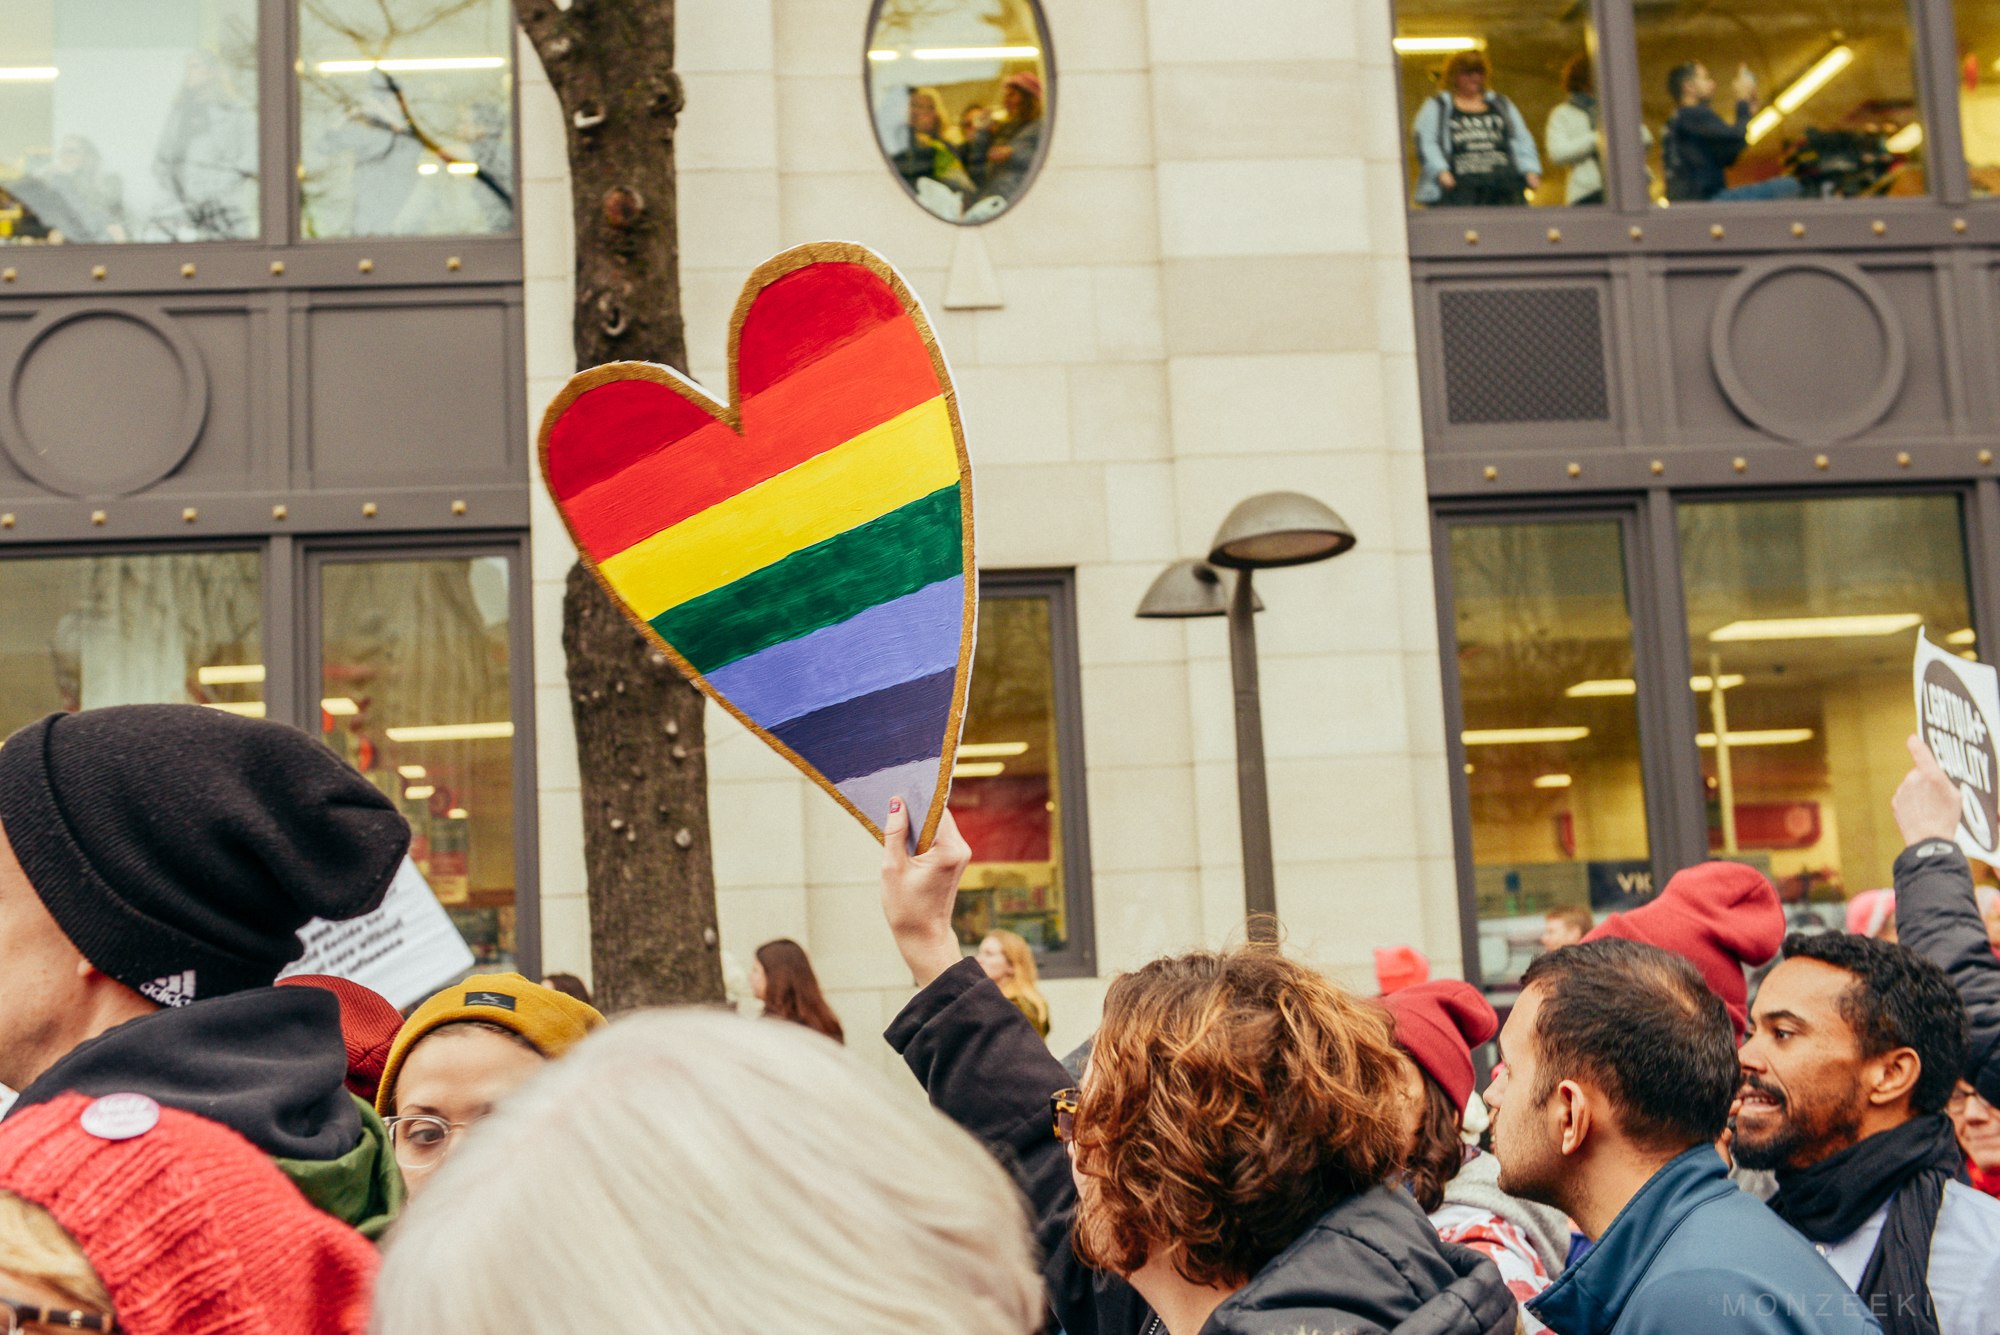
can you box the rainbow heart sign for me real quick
[538,242,974,853]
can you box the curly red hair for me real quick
[1070,947,1410,1287]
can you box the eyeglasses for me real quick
[383,1114,484,1170]
[1050,1087,1079,1144]
[0,1296,115,1332]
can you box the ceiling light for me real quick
[1392,37,1482,53]
[385,722,514,742]
[1709,613,1920,641]
[1885,122,1923,153]
[403,784,436,800]
[1461,727,1590,746]
[317,57,506,73]
[0,68,58,81]
[953,761,1005,778]
[1690,674,1747,691]
[912,46,1039,59]
[203,701,267,717]
[1697,728,1814,747]
[959,741,1029,757]
[1948,628,1978,645]
[1533,773,1573,788]
[321,697,360,716]
[446,162,478,175]
[197,663,265,685]
[1745,108,1784,145]
[1776,46,1853,114]
[418,162,439,175]
[867,49,899,60]
[397,764,427,779]
[446,807,468,819]
[1566,679,1636,697]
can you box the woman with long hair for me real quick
[976,930,1050,1037]
[753,938,844,1043]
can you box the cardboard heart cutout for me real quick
[538,242,974,853]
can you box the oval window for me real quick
[864,0,1053,225]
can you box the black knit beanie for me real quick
[0,705,410,1006]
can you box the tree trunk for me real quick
[516,0,723,1008]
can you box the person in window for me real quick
[152,49,258,240]
[1544,54,1603,205]
[893,87,975,220]
[967,73,1044,210]
[1412,50,1542,207]
[22,137,128,243]
[1663,61,1802,202]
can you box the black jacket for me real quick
[1666,100,1750,200]
[887,959,1515,1335]
[1894,839,2000,1103]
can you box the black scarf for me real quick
[1770,1114,1966,1335]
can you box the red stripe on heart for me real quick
[557,316,942,562]
[544,378,717,501]
[737,262,908,399]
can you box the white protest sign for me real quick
[278,856,475,1009]
[1914,628,2000,860]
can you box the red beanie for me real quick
[1382,980,1498,1115]
[0,1092,378,1335]
[1374,945,1430,995]
[1583,860,1783,1039]
[277,974,403,1101]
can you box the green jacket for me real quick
[274,1094,405,1241]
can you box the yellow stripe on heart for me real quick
[598,394,959,623]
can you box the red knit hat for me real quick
[1382,980,1498,1115]
[1583,860,1783,1040]
[0,1092,378,1335]
[1374,945,1430,995]
[277,974,403,1101]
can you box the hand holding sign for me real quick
[1895,734,1970,846]
[1910,629,2000,858]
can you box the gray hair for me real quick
[369,1007,1043,1335]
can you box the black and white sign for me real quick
[277,856,475,1008]
[1914,629,2000,860]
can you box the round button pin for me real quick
[80,1093,159,1141]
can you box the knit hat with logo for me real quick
[1381,979,1499,1115]
[0,705,409,1007]
[0,1091,379,1335]
[1583,860,1784,1039]
[376,973,607,1114]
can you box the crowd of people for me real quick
[887,74,1045,223]
[0,703,1996,1333]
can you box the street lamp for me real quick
[1137,492,1356,938]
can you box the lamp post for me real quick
[1137,493,1356,938]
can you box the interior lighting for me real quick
[958,741,1029,757]
[1565,678,1636,697]
[1461,727,1590,746]
[1710,613,1920,641]
[1689,674,1747,692]
[403,784,436,800]
[1533,773,1573,788]
[911,47,1040,60]
[197,664,265,685]
[1744,45,1854,145]
[1391,37,1482,53]
[1697,728,1814,747]
[418,163,439,175]
[0,68,58,81]
[1885,122,1924,153]
[1948,628,1978,645]
[952,761,1005,778]
[446,807,468,819]
[867,49,900,61]
[203,701,267,718]
[1745,109,1784,145]
[385,722,514,741]
[316,57,506,74]
[397,764,427,779]
[321,697,360,716]
[446,162,478,175]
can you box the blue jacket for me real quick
[1529,1147,1880,1335]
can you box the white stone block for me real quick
[680,0,777,73]
[1084,762,1199,872]
[1090,265,1167,362]
[975,464,1109,566]
[955,364,1074,466]
[1145,0,1355,65]
[681,72,782,172]
[1081,660,1194,767]
[678,169,784,270]
[969,268,1101,367]
[1070,361,1170,461]
[1158,158,1370,258]
[710,777,809,888]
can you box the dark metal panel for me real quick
[1636,488,1707,875]
[1409,200,1992,261]
[0,489,528,544]
[264,532,301,731]
[1427,509,1485,990]
[260,0,299,245]
[0,239,523,295]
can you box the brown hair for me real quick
[987,930,1049,1014]
[1441,50,1489,84]
[1546,905,1594,938]
[755,939,844,1044]
[1401,1067,1467,1212]
[1562,51,1593,95]
[1071,947,1409,1287]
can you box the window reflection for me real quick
[1449,522,1650,997]
[0,552,262,734]
[1636,0,1925,202]
[298,0,515,238]
[865,0,1051,224]
[321,556,516,968]
[1958,0,2000,194]
[0,1,259,244]
[1396,6,1599,209]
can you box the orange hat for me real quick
[0,1092,378,1335]
[376,973,605,1114]
[1374,945,1431,995]
[276,974,403,1102]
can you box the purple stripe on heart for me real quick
[769,668,957,783]
[837,755,945,854]
[703,576,964,730]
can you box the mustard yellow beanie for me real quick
[376,973,605,1115]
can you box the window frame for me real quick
[975,567,1095,978]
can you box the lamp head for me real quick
[1135,559,1262,618]
[1206,492,1355,570]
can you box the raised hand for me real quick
[1893,733,1964,847]
[880,799,972,988]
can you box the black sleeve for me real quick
[886,958,1151,1335]
[1679,104,1749,146]
[1893,840,2000,1103]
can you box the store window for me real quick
[1394,1,1600,208]
[1678,495,1972,922]
[319,553,517,967]
[1633,0,1927,203]
[297,0,515,238]
[948,572,1092,974]
[864,0,1052,225]
[0,0,260,244]
[1448,520,1650,994]
[0,549,262,733]
[1959,0,2000,194]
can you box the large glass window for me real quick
[0,0,260,244]
[319,554,516,967]
[1679,495,1972,923]
[297,0,515,238]
[1449,521,1650,996]
[1958,0,2000,194]
[1394,3,1600,208]
[0,550,262,733]
[1633,0,1927,203]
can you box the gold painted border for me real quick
[535,241,976,854]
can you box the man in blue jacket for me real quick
[1486,938,1877,1333]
